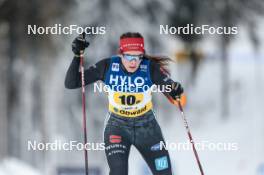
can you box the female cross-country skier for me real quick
[65,32,184,175]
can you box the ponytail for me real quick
[144,54,172,76]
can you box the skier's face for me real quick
[121,51,143,73]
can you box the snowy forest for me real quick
[0,0,264,174]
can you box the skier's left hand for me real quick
[169,82,184,100]
[72,34,90,55]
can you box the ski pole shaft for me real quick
[176,98,205,175]
[80,32,89,175]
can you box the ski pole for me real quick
[166,95,205,175]
[80,32,89,175]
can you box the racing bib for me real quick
[104,56,153,117]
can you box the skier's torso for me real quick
[104,56,154,117]
[65,55,177,119]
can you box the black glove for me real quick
[72,34,90,55]
[169,82,184,100]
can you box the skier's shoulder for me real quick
[109,55,121,62]
[95,57,111,68]
[97,55,122,68]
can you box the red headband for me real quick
[119,37,145,53]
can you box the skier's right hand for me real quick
[72,35,90,55]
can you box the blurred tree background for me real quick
[0,0,74,168]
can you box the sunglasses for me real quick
[123,54,143,61]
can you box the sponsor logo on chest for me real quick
[140,64,147,72]
[111,63,119,72]
[109,75,145,86]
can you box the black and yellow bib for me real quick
[104,56,153,117]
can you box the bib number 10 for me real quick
[119,95,136,105]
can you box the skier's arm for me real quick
[150,60,184,99]
[64,57,110,89]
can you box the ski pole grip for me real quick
[80,32,86,56]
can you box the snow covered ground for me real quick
[0,159,41,175]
